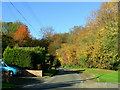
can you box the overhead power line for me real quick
[25,2,43,27]
[8,0,38,34]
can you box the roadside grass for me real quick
[43,68,58,77]
[2,83,19,88]
[94,72,118,82]
[60,65,119,83]
[84,68,119,83]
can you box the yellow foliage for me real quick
[55,2,119,69]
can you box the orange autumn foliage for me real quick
[14,25,30,44]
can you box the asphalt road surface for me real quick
[21,68,118,89]
[22,68,84,89]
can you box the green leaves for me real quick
[55,2,119,70]
[2,21,23,36]
[3,46,46,69]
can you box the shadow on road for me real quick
[22,79,84,89]
[9,76,44,86]
[7,68,104,89]
[20,76,104,89]
[3,70,43,86]
[56,68,84,75]
[57,68,102,82]
[15,68,105,89]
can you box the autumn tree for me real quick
[14,25,30,45]
[2,21,23,37]
[40,26,54,40]
[56,2,119,70]
[2,21,23,52]
[48,33,69,56]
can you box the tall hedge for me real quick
[30,46,46,69]
[3,46,46,69]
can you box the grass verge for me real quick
[94,72,118,82]
[61,65,119,83]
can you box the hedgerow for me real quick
[3,46,46,69]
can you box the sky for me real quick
[2,2,101,39]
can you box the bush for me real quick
[3,46,46,69]
[43,69,57,77]
[30,46,46,69]
[3,46,32,69]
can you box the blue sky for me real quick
[2,2,101,39]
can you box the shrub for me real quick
[3,46,32,69]
[3,46,46,69]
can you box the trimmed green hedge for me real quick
[3,46,46,69]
